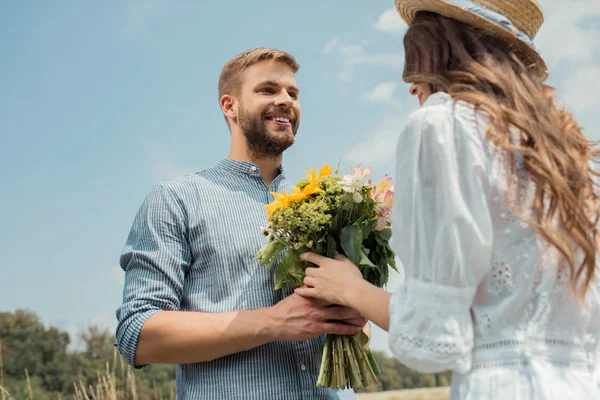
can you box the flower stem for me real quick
[316,333,381,389]
[316,335,332,387]
[343,335,363,388]
[335,335,345,388]
[366,348,381,377]
[351,336,378,387]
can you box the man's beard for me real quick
[237,103,299,159]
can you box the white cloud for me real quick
[535,0,600,137]
[374,8,407,35]
[560,65,600,114]
[151,160,199,181]
[111,266,125,286]
[123,0,163,36]
[147,146,199,182]
[535,1,600,67]
[331,42,403,81]
[322,37,340,55]
[342,112,408,167]
[364,81,398,102]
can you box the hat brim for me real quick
[395,0,548,81]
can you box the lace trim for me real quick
[473,337,574,351]
[471,359,585,370]
[389,331,472,354]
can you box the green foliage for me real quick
[257,172,398,291]
[0,309,176,399]
[355,351,452,394]
[0,310,450,399]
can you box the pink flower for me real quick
[351,167,374,180]
[374,190,394,231]
[370,175,394,203]
[370,176,394,231]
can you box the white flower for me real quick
[352,191,363,203]
[340,167,374,203]
[341,175,365,193]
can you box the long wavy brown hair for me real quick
[403,11,600,299]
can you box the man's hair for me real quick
[218,47,300,100]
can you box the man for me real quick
[115,47,365,399]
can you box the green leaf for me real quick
[289,252,306,288]
[273,262,287,290]
[358,247,376,269]
[326,234,337,258]
[274,249,297,290]
[340,225,363,265]
[314,240,326,255]
[360,223,374,239]
[255,240,286,270]
[330,213,342,235]
[375,227,392,241]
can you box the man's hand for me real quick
[267,292,367,342]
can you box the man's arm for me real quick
[135,294,363,365]
[116,184,364,368]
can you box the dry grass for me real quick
[357,387,450,400]
[0,345,176,400]
[0,343,445,400]
[69,349,176,400]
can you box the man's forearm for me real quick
[135,308,276,366]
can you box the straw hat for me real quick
[395,0,548,80]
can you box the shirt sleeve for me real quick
[388,104,494,374]
[115,184,191,368]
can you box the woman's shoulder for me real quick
[401,92,486,146]
[404,92,483,129]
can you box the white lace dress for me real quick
[388,92,600,399]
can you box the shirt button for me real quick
[300,364,306,371]
[250,166,257,172]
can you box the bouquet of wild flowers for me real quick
[255,164,398,389]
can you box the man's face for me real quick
[236,60,301,159]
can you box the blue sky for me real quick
[1,0,598,353]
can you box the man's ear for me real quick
[220,94,237,122]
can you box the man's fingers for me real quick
[342,317,368,328]
[304,267,319,277]
[322,322,362,336]
[323,306,360,321]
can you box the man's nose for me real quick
[275,91,294,108]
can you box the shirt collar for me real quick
[216,158,287,179]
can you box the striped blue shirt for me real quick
[115,158,356,400]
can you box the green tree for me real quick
[0,309,69,381]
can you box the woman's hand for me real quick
[295,253,364,306]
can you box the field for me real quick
[357,387,450,400]
[0,343,449,400]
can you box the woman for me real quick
[296,0,600,398]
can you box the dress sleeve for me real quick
[388,104,494,374]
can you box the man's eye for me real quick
[289,92,298,99]
[260,88,275,93]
